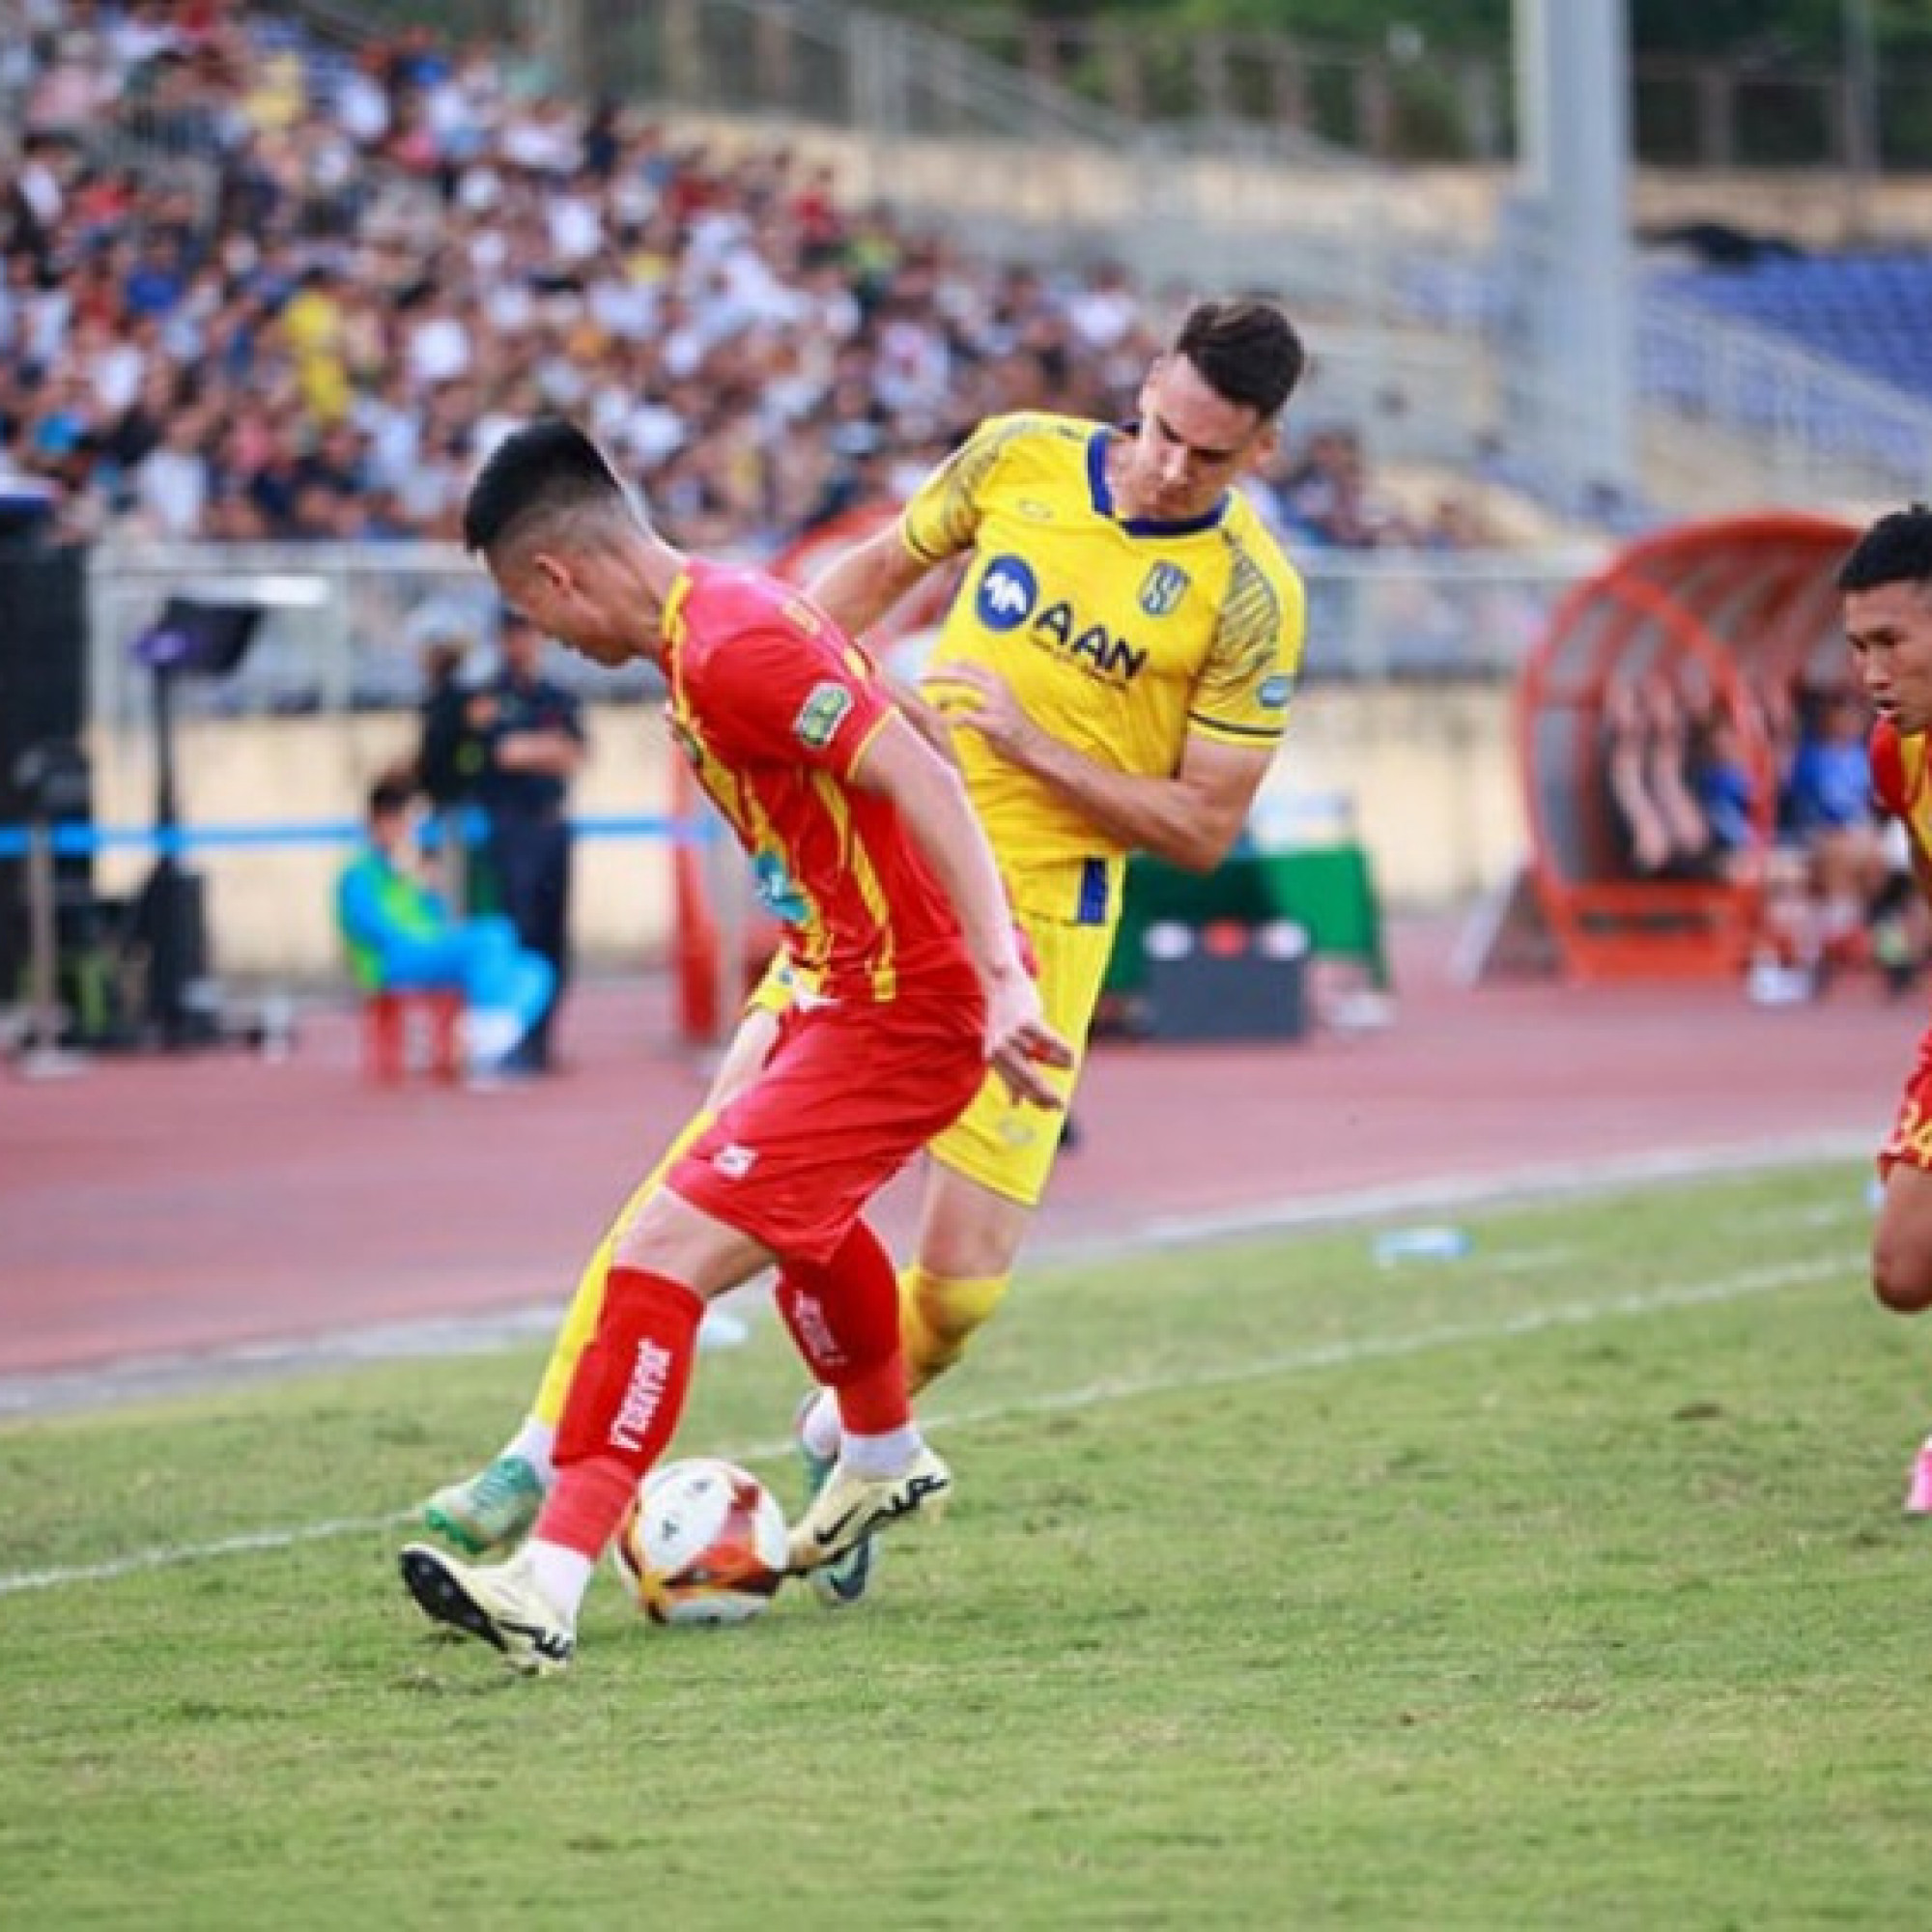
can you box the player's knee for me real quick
[1871,1238,1932,1314]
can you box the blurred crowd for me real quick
[0,0,1492,559]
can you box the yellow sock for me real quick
[899,1264,1010,1397]
[530,1111,714,1428]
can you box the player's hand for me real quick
[982,964,1074,1110]
[895,685,962,769]
[922,661,1037,762]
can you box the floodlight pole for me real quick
[1509,0,1636,508]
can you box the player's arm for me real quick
[850,712,1072,1105]
[808,521,941,645]
[926,656,1273,871]
[809,412,1014,638]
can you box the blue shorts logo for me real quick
[977,555,1038,632]
[1259,673,1294,710]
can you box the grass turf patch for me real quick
[4,1163,1928,1929]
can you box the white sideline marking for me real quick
[0,1254,1844,1600]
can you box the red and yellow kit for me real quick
[1871,718,1932,1175]
[658,560,985,1261]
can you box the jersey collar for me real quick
[1086,425,1231,538]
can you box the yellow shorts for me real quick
[930,912,1114,1208]
[746,915,1115,1208]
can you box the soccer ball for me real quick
[611,1457,789,1627]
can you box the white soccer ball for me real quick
[611,1456,789,1627]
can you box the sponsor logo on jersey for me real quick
[976,554,1150,683]
[977,554,1038,630]
[1031,599,1149,682]
[793,680,854,749]
[751,849,808,923]
[1259,673,1294,710]
[1138,560,1190,616]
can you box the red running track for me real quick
[0,919,1904,1382]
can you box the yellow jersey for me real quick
[898,411,1304,924]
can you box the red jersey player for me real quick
[1840,504,1932,1513]
[399,418,1070,1672]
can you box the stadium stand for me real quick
[0,0,1495,574]
[1653,252,1932,403]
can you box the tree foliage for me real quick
[899,1,1932,65]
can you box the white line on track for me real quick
[0,1129,1873,1424]
[0,1253,1843,1600]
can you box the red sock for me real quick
[774,1218,909,1437]
[538,1266,702,1558]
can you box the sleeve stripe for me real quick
[841,705,898,780]
[900,521,950,566]
[1187,713,1287,743]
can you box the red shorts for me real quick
[668,989,986,1264]
[1881,1025,1932,1179]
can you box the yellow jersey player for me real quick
[420,298,1309,1598]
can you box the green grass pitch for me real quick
[5,1162,1931,1930]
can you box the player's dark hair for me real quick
[462,417,632,558]
[1172,299,1307,421]
[1837,503,1932,595]
[368,775,416,817]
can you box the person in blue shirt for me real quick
[1780,683,1890,971]
[337,776,554,1074]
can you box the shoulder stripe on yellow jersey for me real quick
[1216,545,1288,682]
[903,414,1046,563]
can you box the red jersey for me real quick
[1872,717,1929,864]
[662,559,976,1006]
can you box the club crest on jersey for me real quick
[793,680,853,750]
[1138,561,1190,616]
[977,554,1038,631]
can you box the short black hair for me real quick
[462,417,631,558]
[1838,504,1932,595]
[1172,299,1307,421]
[368,776,416,817]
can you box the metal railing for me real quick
[84,536,1608,737]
